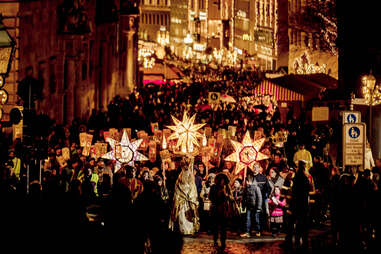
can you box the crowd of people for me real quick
[0,69,380,253]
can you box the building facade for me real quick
[288,0,337,78]
[0,0,19,124]
[18,0,139,125]
[139,0,170,45]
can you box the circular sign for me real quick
[239,146,258,166]
[347,114,356,123]
[211,93,218,100]
[348,127,360,139]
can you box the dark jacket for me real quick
[243,183,262,210]
[254,173,271,199]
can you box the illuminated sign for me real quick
[243,34,250,41]
[293,52,327,75]
[160,26,166,31]
[234,47,243,55]
[254,29,273,47]
[237,10,247,18]
[193,43,206,51]
[200,11,207,21]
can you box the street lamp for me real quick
[0,14,16,120]
[362,71,381,149]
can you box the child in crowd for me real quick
[268,186,286,237]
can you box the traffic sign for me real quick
[342,111,361,124]
[208,92,220,105]
[343,123,366,167]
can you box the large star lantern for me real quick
[167,111,206,154]
[102,130,148,172]
[225,131,269,175]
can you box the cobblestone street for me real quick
[182,232,286,254]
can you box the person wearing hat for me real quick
[293,144,313,170]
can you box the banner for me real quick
[62,147,71,161]
[95,142,108,159]
[82,134,93,156]
[228,126,237,138]
[109,128,119,141]
[312,106,329,122]
[79,132,87,147]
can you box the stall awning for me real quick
[254,79,304,101]
[255,74,338,102]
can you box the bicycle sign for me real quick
[343,123,366,167]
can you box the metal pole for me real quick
[39,160,42,183]
[26,164,30,195]
[29,79,31,110]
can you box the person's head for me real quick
[125,165,136,178]
[297,160,306,172]
[55,149,62,156]
[97,159,105,168]
[376,159,381,168]
[207,173,216,184]
[274,186,281,196]
[142,170,150,181]
[253,163,261,175]
[274,154,281,164]
[299,144,305,150]
[154,175,163,187]
[233,178,242,189]
[363,169,371,180]
[88,158,96,167]
[8,151,15,159]
[246,171,255,185]
[269,168,277,178]
[215,173,229,187]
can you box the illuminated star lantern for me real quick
[102,130,148,173]
[225,131,269,175]
[167,111,206,154]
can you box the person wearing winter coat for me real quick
[241,172,263,238]
[268,186,286,237]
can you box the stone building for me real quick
[139,0,170,45]
[0,0,19,123]
[288,0,337,78]
[18,0,139,125]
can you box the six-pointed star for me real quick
[102,130,148,172]
[225,131,268,175]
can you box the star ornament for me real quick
[225,131,269,175]
[102,130,148,173]
[167,111,206,154]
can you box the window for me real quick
[161,15,163,25]
[82,62,87,81]
[304,33,309,47]
[149,14,151,24]
[157,14,160,25]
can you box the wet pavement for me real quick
[182,225,333,254]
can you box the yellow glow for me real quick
[167,111,206,154]
[225,131,269,175]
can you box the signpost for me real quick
[343,111,361,124]
[208,92,220,105]
[343,123,366,170]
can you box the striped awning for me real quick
[253,79,304,101]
